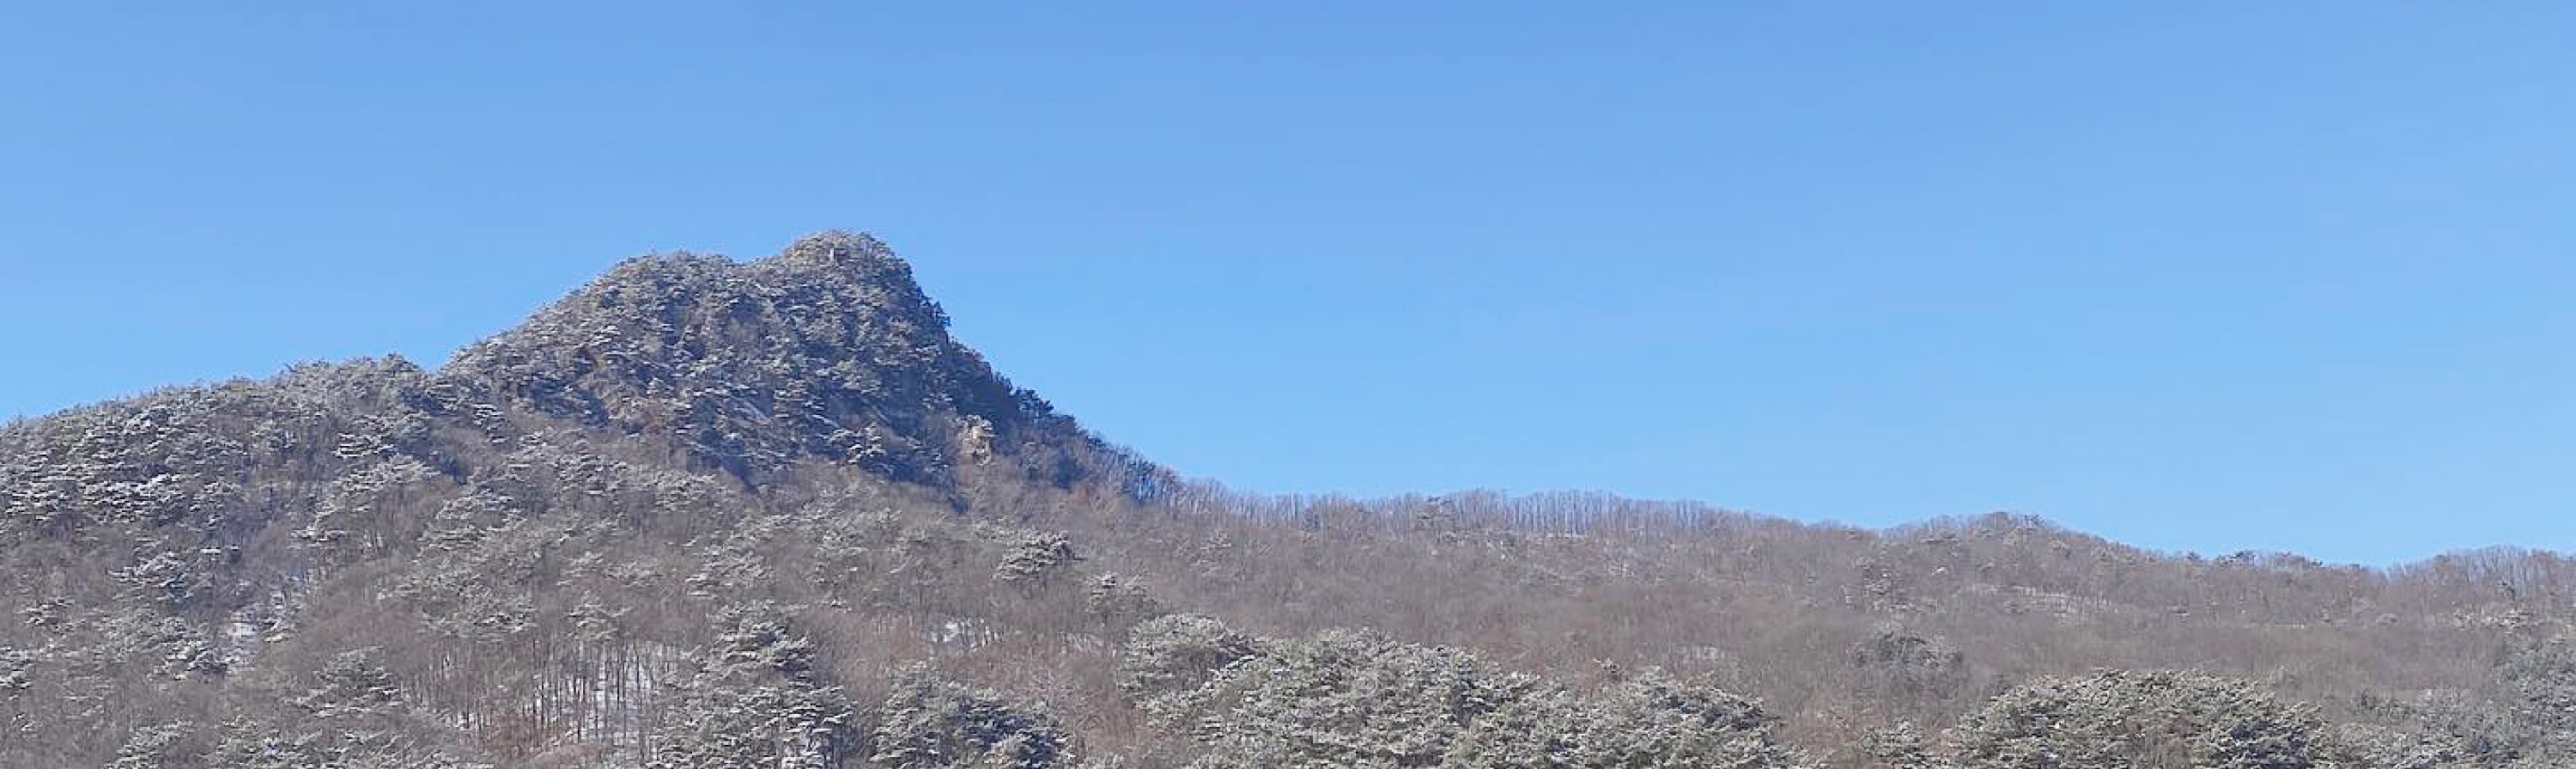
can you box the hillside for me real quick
[3,232,2570,768]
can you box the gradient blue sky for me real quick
[4,3,2571,565]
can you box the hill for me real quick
[2,232,2569,768]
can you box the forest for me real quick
[3,232,2570,768]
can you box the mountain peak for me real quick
[441,231,1093,488]
[773,229,902,275]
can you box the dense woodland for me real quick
[3,232,2571,767]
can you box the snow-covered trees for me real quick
[294,649,405,717]
[2316,722,2476,769]
[197,648,486,769]
[1115,614,1256,713]
[1950,669,2327,769]
[651,604,862,769]
[1119,616,1801,769]
[2499,638,2576,734]
[1849,624,1970,706]
[1857,721,1938,769]
[1445,669,1797,769]
[106,721,202,769]
[872,667,1072,769]
[1176,628,1530,768]
[995,530,1080,586]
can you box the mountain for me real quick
[445,233,1112,490]
[2,232,2569,768]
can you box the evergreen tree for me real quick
[1951,669,2325,769]
[871,666,1071,769]
[649,604,861,769]
[1445,668,1801,769]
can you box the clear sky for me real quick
[3,3,2571,565]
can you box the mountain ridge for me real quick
[3,231,2570,768]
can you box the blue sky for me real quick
[4,3,2571,565]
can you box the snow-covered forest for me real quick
[4,233,2571,767]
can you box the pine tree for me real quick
[1951,669,2325,769]
[871,666,1070,769]
[649,604,861,769]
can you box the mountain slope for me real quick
[1,232,2569,768]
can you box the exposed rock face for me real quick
[445,230,1084,487]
